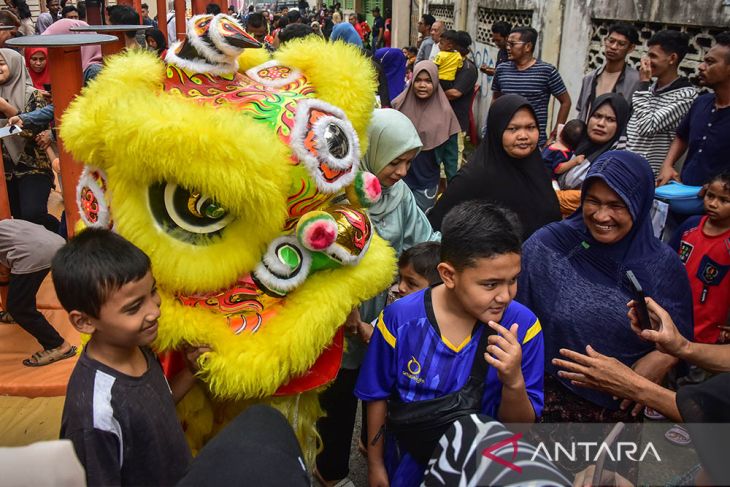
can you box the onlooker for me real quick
[492,26,571,147]
[357,200,544,486]
[669,171,730,346]
[404,45,417,79]
[658,32,730,187]
[393,61,460,211]
[310,20,324,38]
[205,3,221,15]
[106,5,141,49]
[371,6,384,51]
[141,3,156,27]
[626,30,697,176]
[444,31,479,165]
[429,95,561,239]
[25,47,49,91]
[0,220,74,366]
[6,0,33,37]
[315,109,435,487]
[395,241,441,298]
[61,5,79,19]
[1,48,58,232]
[276,23,314,46]
[517,150,693,422]
[479,20,511,76]
[427,20,445,61]
[374,48,407,100]
[53,229,199,486]
[349,13,370,48]
[145,28,167,57]
[245,12,270,44]
[414,13,435,62]
[555,93,630,214]
[286,9,301,24]
[0,10,20,47]
[35,0,60,34]
[576,23,641,122]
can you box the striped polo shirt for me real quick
[492,60,568,145]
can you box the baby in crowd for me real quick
[434,30,463,88]
[541,119,587,179]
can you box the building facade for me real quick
[392,0,730,134]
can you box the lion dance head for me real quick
[61,14,396,461]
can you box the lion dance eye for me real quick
[323,123,349,159]
[148,182,234,243]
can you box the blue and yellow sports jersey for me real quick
[355,287,544,419]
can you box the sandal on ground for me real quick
[644,407,666,421]
[23,345,77,367]
[665,424,692,446]
[0,311,15,324]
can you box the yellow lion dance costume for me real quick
[60,14,395,463]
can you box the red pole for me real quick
[192,0,206,15]
[174,0,185,41]
[47,46,85,238]
[156,0,168,44]
[0,157,10,310]
[86,0,102,24]
[133,0,143,20]
[100,31,127,56]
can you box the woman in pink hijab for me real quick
[41,19,103,82]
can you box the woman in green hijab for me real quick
[316,109,439,486]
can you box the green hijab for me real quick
[362,109,423,219]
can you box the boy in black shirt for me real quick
[52,229,203,486]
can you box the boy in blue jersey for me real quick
[355,201,544,486]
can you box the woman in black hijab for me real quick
[556,93,630,215]
[428,94,561,239]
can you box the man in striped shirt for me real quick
[627,30,697,177]
[492,27,571,147]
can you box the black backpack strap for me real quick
[469,323,496,381]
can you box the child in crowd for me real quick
[53,229,205,486]
[433,29,463,89]
[541,119,586,179]
[671,171,730,347]
[403,46,418,81]
[395,241,441,298]
[356,201,544,486]
[0,219,75,366]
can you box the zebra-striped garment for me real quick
[423,414,570,486]
[626,78,697,177]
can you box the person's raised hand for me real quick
[182,343,212,372]
[639,56,652,82]
[7,115,22,128]
[656,165,679,186]
[627,297,687,357]
[553,345,639,401]
[35,130,52,149]
[485,321,523,389]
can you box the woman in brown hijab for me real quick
[392,60,461,212]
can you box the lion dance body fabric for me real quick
[61,14,396,463]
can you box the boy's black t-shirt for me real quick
[61,347,192,487]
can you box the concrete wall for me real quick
[394,0,730,134]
